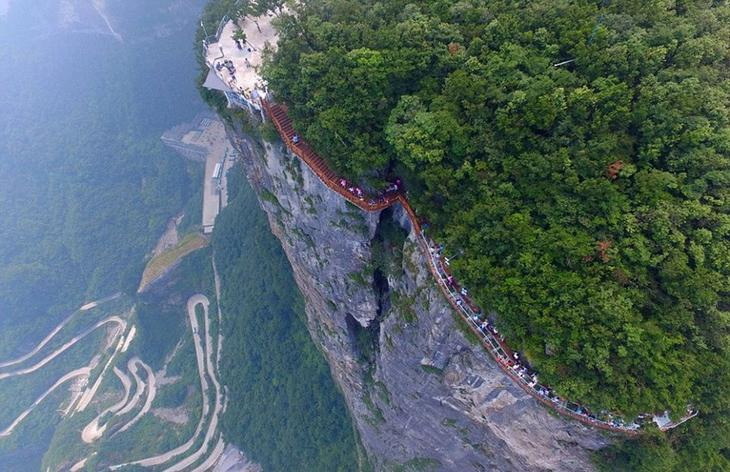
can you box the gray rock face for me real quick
[228,128,612,471]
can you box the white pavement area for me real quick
[202,120,237,234]
[204,13,279,101]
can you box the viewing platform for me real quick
[202,13,279,110]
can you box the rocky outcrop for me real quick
[227,126,612,471]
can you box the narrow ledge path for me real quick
[260,98,698,435]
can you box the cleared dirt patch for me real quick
[138,233,208,292]
[152,407,189,425]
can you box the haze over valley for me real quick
[0,1,355,470]
[1,0,728,471]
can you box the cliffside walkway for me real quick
[261,99,697,436]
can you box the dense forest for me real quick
[213,164,359,471]
[256,0,729,470]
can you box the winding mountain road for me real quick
[116,358,146,418]
[0,293,120,369]
[164,293,225,472]
[191,436,225,472]
[0,317,125,381]
[81,367,133,443]
[75,322,130,413]
[110,294,217,470]
[0,368,90,437]
[116,358,156,434]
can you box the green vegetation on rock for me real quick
[261,0,730,469]
[138,233,209,292]
[213,164,358,471]
[0,0,204,357]
[0,1,207,468]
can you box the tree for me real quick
[232,28,247,47]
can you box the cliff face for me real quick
[228,127,612,471]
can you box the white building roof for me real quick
[203,68,233,93]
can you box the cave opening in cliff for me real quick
[344,209,409,369]
[346,263,388,368]
[345,312,380,367]
[372,207,409,279]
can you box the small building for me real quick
[212,162,223,181]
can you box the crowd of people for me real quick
[426,238,644,432]
[265,100,697,434]
[336,175,402,207]
[215,58,236,76]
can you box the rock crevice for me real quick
[229,127,611,471]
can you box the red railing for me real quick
[259,98,695,435]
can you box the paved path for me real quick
[79,293,122,312]
[164,292,225,472]
[116,358,156,434]
[74,322,129,413]
[0,317,125,381]
[81,367,132,443]
[110,294,215,470]
[121,325,136,353]
[0,368,90,437]
[116,358,146,418]
[0,293,120,369]
[191,436,225,472]
[213,257,224,373]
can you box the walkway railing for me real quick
[259,98,696,435]
[203,15,229,47]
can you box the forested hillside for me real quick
[0,1,209,468]
[213,165,359,471]
[0,0,206,354]
[261,0,730,469]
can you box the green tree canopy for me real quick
[261,0,729,468]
